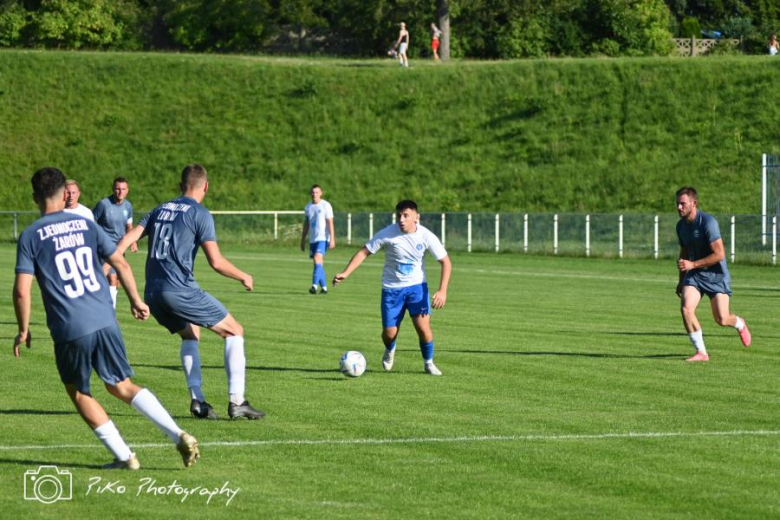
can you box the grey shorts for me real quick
[684,271,732,297]
[146,289,229,334]
[54,323,134,394]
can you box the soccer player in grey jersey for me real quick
[675,186,751,362]
[13,167,199,470]
[118,164,264,420]
[93,177,137,309]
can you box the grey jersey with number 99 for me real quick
[15,211,117,343]
[139,196,216,293]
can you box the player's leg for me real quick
[94,323,199,468]
[176,323,217,419]
[709,293,751,347]
[380,288,406,371]
[107,271,119,309]
[681,285,708,361]
[210,313,265,419]
[411,314,441,375]
[313,251,327,293]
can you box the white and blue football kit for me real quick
[304,199,334,289]
[677,209,731,297]
[15,212,133,392]
[139,196,228,333]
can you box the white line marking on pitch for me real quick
[1,430,778,452]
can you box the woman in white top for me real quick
[769,34,778,56]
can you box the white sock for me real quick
[689,329,707,354]
[131,388,182,443]
[180,340,205,401]
[225,336,246,405]
[109,286,118,309]
[93,420,132,461]
[734,317,745,331]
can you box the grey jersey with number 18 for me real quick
[15,212,117,343]
[140,196,216,293]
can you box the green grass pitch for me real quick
[0,244,778,519]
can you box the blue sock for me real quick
[386,340,396,352]
[311,264,319,286]
[420,340,434,362]
[318,265,328,288]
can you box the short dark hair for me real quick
[32,167,66,200]
[676,186,698,201]
[395,200,418,213]
[181,163,208,189]
[113,176,128,187]
[311,184,321,191]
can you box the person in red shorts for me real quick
[430,23,442,60]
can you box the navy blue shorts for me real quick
[54,322,134,394]
[381,283,430,328]
[146,289,229,334]
[684,271,732,297]
[309,241,328,258]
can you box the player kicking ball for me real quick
[13,168,198,470]
[333,200,452,375]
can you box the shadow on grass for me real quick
[0,458,102,470]
[0,409,74,416]
[134,363,340,374]
[442,349,683,360]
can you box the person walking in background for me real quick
[63,179,94,221]
[333,200,451,376]
[93,177,137,310]
[675,186,751,362]
[430,22,442,60]
[300,184,335,294]
[14,167,199,470]
[394,22,410,67]
[769,34,778,55]
[117,164,265,421]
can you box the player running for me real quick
[13,167,198,470]
[300,184,335,294]
[675,186,751,362]
[93,177,137,309]
[117,164,264,420]
[333,200,451,375]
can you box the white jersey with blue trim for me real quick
[304,200,334,243]
[365,223,448,289]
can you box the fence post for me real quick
[495,214,500,253]
[441,213,446,246]
[369,213,374,238]
[392,213,396,224]
[347,213,352,245]
[467,213,472,253]
[762,153,768,246]
[618,215,624,259]
[654,215,659,260]
[274,212,278,240]
[585,214,590,257]
[553,214,559,255]
[731,215,736,263]
[13,212,18,241]
[773,216,777,265]
[691,36,696,56]
[523,213,528,253]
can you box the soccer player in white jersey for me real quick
[63,179,94,221]
[300,184,335,294]
[14,167,199,470]
[333,200,452,375]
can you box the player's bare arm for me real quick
[432,256,452,309]
[300,219,309,251]
[106,250,149,321]
[333,247,371,287]
[202,241,253,291]
[12,273,33,357]
[328,218,336,249]
[116,224,146,255]
[677,239,725,272]
[126,222,138,253]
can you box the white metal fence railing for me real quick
[3,210,779,265]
